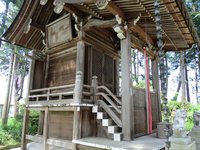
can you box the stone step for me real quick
[102,119,114,126]
[97,112,109,119]
[113,133,123,141]
[108,125,121,134]
[92,106,98,113]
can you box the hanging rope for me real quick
[154,0,171,149]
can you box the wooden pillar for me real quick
[25,56,35,103]
[21,55,35,150]
[44,54,49,88]
[21,108,30,150]
[151,58,162,122]
[72,30,85,149]
[38,111,45,135]
[120,30,133,140]
[72,107,82,150]
[43,107,49,150]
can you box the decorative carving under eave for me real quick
[24,19,32,34]
[73,13,83,32]
[95,0,110,10]
[53,0,65,14]
[113,15,126,40]
[40,0,48,5]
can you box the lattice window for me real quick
[92,49,103,84]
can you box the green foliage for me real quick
[168,101,200,130]
[0,105,39,146]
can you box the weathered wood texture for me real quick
[46,14,72,48]
[32,60,45,89]
[121,31,133,141]
[132,87,159,137]
[47,50,76,87]
[81,108,96,138]
[77,145,106,150]
[48,111,74,140]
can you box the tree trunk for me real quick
[195,61,199,103]
[185,64,190,102]
[173,80,181,101]
[180,51,186,102]
[132,49,137,84]
[2,52,16,125]
[165,55,168,96]
[14,60,26,117]
[136,51,140,84]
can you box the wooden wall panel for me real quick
[133,88,147,136]
[47,51,76,87]
[132,88,159,137]
[81,109,96,138]
[49,111,73,140]
[33,60,44,89]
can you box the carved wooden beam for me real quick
[95,0,125,19]
[130,25,154,45]
[64,4,83,18]
[83,18,116,30]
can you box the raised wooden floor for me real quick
[73,134,165,150]
[11,134,165,150]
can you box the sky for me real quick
[0,1,5,13]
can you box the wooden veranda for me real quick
[3,0,200,150]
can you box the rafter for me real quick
[64,4,83,18]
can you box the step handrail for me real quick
[96,92,121,114]
[97,86,121,105]
[97,100,122,127]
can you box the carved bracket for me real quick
[40,0,48,5]
[95,0,110,10]
[113,15,126,40]
[53,0,65,14]
[24,19,32,34]
[73,13,83,32]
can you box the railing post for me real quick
[73,71,83,104]
[92,76,98,103]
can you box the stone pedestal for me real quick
[189,128,200,150]
[157,122,172,139]
[169,136,196,150]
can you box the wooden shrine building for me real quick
[3,0,200,149]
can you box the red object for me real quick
[143,47,153,134]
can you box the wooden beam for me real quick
[106,1,125,19]
[64,4,83,18]
[31,20,45,31]
[72,107,82,150]
[130,25,154,45]
[21,108,30,150]
[151,58,162,123]
[121,30,133,140]
[83,19,116,30]
[43,107,49,150]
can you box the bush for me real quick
[167,101,200,130]
[0,105,39,146]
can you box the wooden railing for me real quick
[94,80,122,127]
[28,84,75,105]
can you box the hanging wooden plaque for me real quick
[46,14,72,48]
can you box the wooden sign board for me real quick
[46,14,72,49]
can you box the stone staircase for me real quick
[92,105,123,141]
